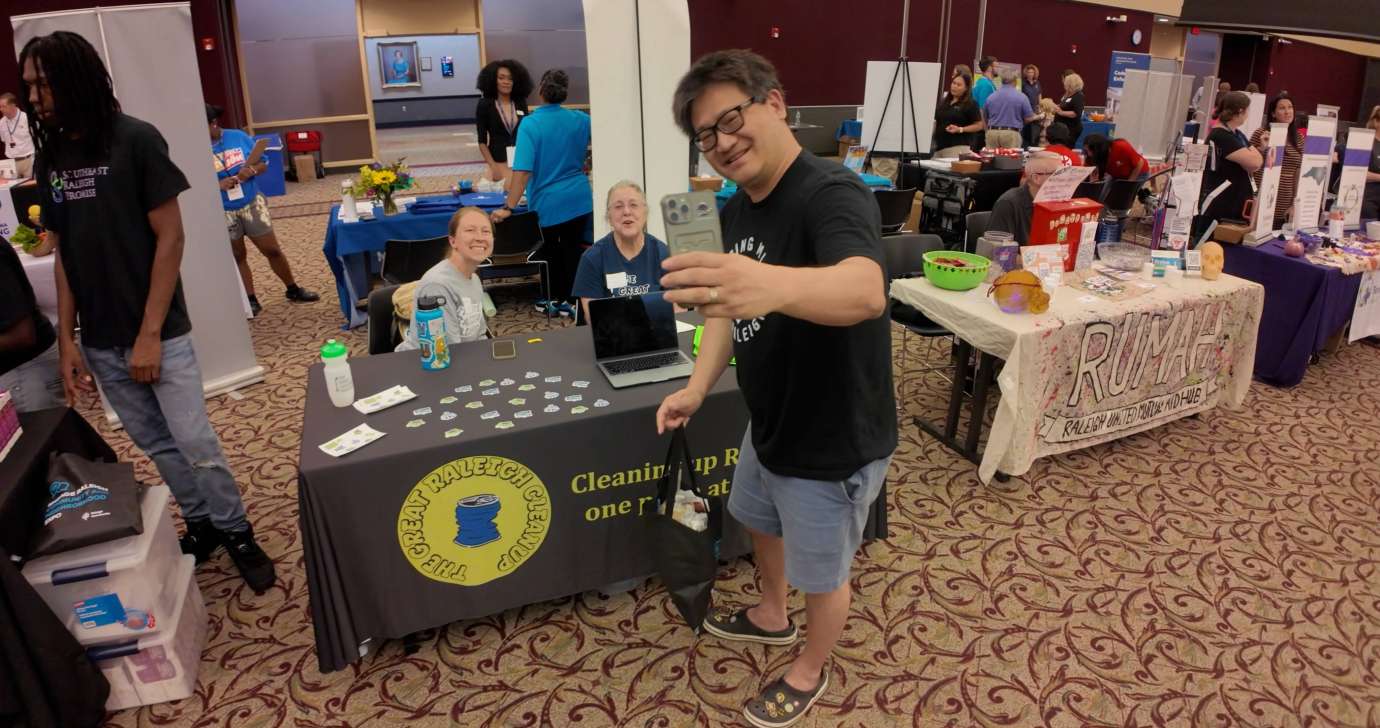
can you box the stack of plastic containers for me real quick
[22,485,208,711]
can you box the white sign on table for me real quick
[1336,127,1376,227]
[1165,143,1208,250]
[1253,123,1288,237]
[0,181,22,241]
[1293,117,1336,230]
[1033,165,1094,203]
[1351,271,1380,342]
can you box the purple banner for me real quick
[1343,147,1371,166]
[1304,135,1333,155]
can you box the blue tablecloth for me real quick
[1075,120,1114,149]
[1221,239,1362,387]
[837,119,862,140]
[323,194,510,328]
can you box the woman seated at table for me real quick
[1041,123,1083,167]
[1081,133,1146,181]
[572,180,670,324]
[1249,93,1305,230]
[932,71,983,158]
[1197,92,1263,234]
[396,207,493,351]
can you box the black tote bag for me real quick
[29,453,144,559]
[645,428,723,632]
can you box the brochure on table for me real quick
[1253,123,1288,238]
[1165,143,1208,250]
[1293,117,1336,230]
[1337,127,1376,228]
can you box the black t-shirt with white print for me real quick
[39,113,191,349]
[718,150,897,481]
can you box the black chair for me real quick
[480,210,550,318]
[1073,178,1110,203]
[367,284,402,354]
[874,188,918,235]
[381,236,450,285]
[965,210,993,255]
[884,233,954,402]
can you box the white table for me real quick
[891,271,1264,482]
[18,250,57,324]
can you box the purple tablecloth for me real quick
[1221,239,1361,387]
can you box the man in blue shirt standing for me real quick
[972,56,998,109]
[207,105,318,316]
[982,69,1042,150]
[491,70,593,318]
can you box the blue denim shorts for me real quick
[727,428,891,594]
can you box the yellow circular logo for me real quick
[397,455,551,586]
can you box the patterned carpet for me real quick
[85,160,1380,727]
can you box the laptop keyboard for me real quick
[604,351,686,375]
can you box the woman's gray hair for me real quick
[604,179,645,210]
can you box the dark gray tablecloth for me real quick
[298,324,888,672]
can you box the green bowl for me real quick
[923,250,991,290]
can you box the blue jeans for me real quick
[84,334,248,532]
[0,341,64,412]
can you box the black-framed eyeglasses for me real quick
[693,96,761,152]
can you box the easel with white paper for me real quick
[1293,117,1336,230]
[1253,123,1288,238]
[1336,127,1376,228]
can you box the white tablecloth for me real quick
[891,271,1265,481]
[18,251,57,324]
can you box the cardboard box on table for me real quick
[1030,198,1103,271]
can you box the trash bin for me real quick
[251,133,286,197]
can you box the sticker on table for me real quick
[406,419,426,428]
[439,396,458,405]
[465,401,484,409]
[525,371,540,379]
[508,398,526,406]
[412,406,432,416]
[544,391,559,400]
[514,410,533,419]
[517,384,536,392]
[479,379,497,387]
[500,378,516,386]
[495,421,515,430]
[482,388,500,396]
[543,404,560,414]
[565,394,583,403]
[544,376,562,383]
[480,410,500,420]
[455,385,473,394]
[318,424,385,457]
[594,398,610,408]
[444,428,463,439]
[440,411,457,421]
[570,405,589,414]
[572,380,590,389]
[352,385,417,414]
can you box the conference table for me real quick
[322,191,510,329]
[1221,239,1365,387]
[17,250,57,324]
[297,322,889,672]
[891,270,1264,482]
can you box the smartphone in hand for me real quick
[662,191,723,258]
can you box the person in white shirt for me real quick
[0,92,36,178]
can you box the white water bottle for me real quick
[321,339,354,407]
[341,179,358,222]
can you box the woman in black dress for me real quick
[474,59,533,181]
[1055,72,1085,145]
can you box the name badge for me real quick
[506,145,516,163]
[605,272,628,291]
[226,182,245,201]
[516,110,525,117]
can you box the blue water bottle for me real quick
[414,295,450,370]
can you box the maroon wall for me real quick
[1263,38,1367,120]
[689,0,1155,107]
[1,0,242,125]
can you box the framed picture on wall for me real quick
[379,41,421,88]
[420,56,432,72]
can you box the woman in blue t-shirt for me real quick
[572,181,669,323]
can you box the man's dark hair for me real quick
[0,92,16,106]
[476,59,534,101]
[978,56,997,73]
[672,49,783,137]
[18,31,121,164]
[1045,122,1073,147]
[538,69,569,104]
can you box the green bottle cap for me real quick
[321,339,348,359]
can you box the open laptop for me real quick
[589,294,694,388]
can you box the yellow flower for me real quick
[375,170,397,185]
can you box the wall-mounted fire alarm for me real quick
[770,26,780,39]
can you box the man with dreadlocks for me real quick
[21,31,275,594]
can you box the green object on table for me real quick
[8,224,38,253]
[922,250,991,291]
[692,325,735,366]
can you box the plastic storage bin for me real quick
[88,555,206,711]
[22,485,183,644]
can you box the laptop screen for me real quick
[589,294,679,360]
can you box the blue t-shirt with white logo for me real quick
[572,233,669,300]
[511,105,593,227]
[211,128,258,211]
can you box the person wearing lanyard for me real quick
[1054,72,1085,144]
[474,59,532,183]
[491,69,593,319]
[1198,92,1263,235]
[1020,64,1043,148]
[207,104,319,316]
[0,92,36,178]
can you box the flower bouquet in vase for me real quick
[353,159,413,215]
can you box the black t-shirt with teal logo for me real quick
[718,151,897,480]
[39,114,191,349]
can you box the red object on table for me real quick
[286,130,322,153]
[1030,198,1102,271]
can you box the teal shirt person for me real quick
[511,104,593,227]
[973,74,996,109]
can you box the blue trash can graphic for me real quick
[454,494,501,547]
